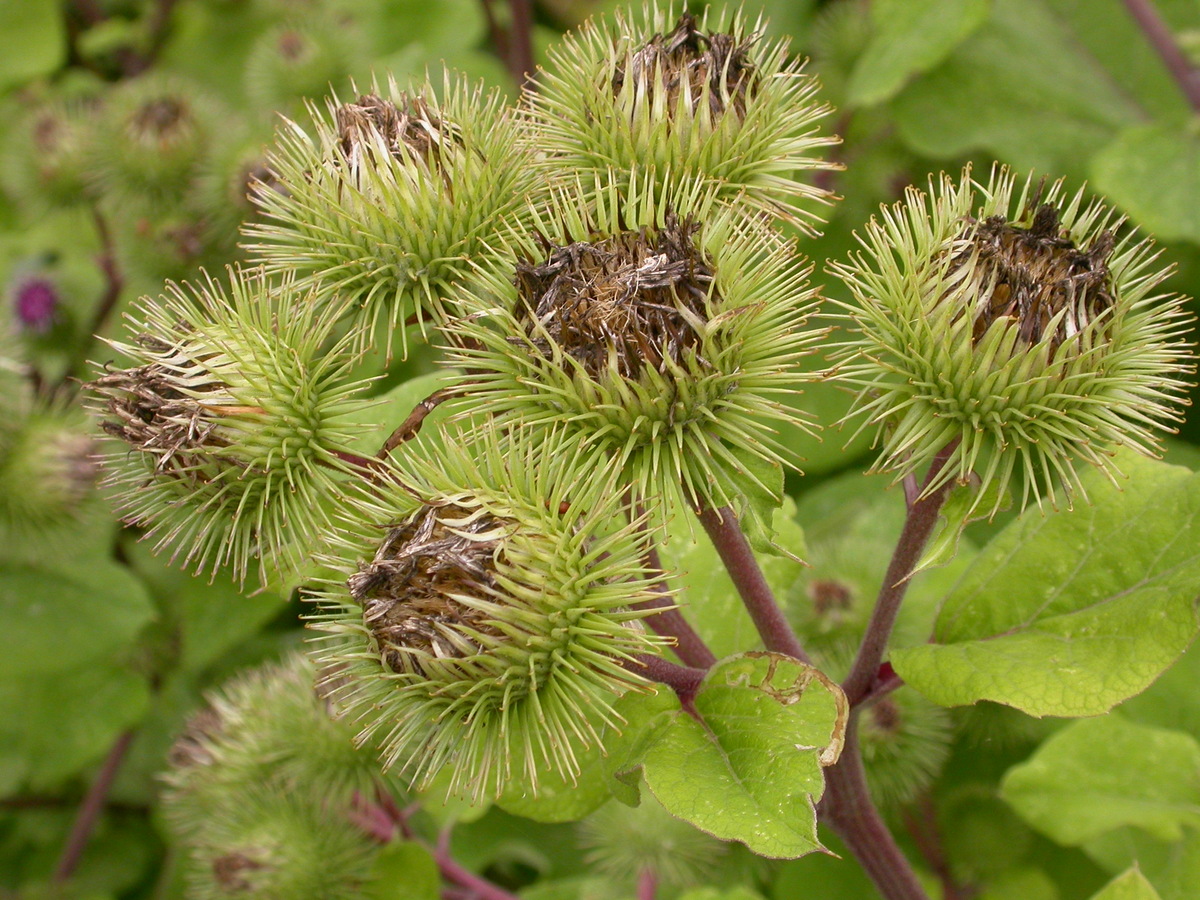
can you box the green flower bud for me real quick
[830,166,1195,514]
[577,794,727,889]
[445,173,824,516]
[2,98,98,211]
[308,425,669,802]
[164,653,405,830]
[243,17,363,115]
[0,403,100,538]
[90,74,215,213]
[528,5,839,230]
[858,690,953,812]
[244,76,538,358]
[87,268,372,584]
[177,784,379,900]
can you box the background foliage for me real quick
[2,0,1200,898]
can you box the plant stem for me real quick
[637,868,658,900]
[508,0,536,90]
[62,208,123,390]
[820,728,931,900]
[52,729,136,882]
[695,505,811,664]
[1122,0,1200,112]
[840,447,956,707]
[628,653,707,702]
[633,544,717,669]
[436,831,523,900]
[903,794,969,900]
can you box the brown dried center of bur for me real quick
[335,94,451,170]
[955,203,1116,352]
[514,217,715,380]
[348,504,510,677]
[92,333,229,479]
[130,96,189,139]
[616,13,758,120]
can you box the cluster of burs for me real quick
[12,2,1184,897]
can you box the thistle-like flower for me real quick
[308,425,669,802]
[528,5,839,230]
[445,173,824,516]
[88,268,373,584]
[244,75,538,357]
[830,166,1194,513]
[2,98,97,211]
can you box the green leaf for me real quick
[679,888,767,900]
[0,665,149,794]
[977,868,1059,900]
[0,0,65,89]
[603,689,681,807]
[494,749,611,823]
[368,0,485,59]
[847,0,988,106]
[1001,715,1200,845]
[363,842,440,900]
[640,653,847,859]
[1091,123,1200,244]
[0,560,154,678]
[891,454,1200,717]
[124,540,286,674]
[890,0,1195,182]
[1089,868,1164,900]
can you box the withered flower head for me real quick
[830,165,1195,514]
[245,75,539,359]
[308,424,669,802]
[447,174,823,516]
[87,267,372,584]
[530,5,839,229]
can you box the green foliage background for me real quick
[2,1,1199,898]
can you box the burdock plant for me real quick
[59,3,1200,900]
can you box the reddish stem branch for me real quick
[626,653,706,703]
[840,446,957,707]
[820,729,931,900]
[1122,0,1200,112]
[508,0,536,90]
[633,543,717,669]
[637,868,658,900]
[52,730,136,883]
[695,505,811,664]
[903,794,971,900]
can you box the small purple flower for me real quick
[13,277,58,333]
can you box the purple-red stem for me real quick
[634,544,717,669]
[435,831,522,900]
[1122,0,1200,112]
[637,868,658,900]
[819,729,931,900]
[840,446,957,707]
[508,0,535,90]
[628,653,706,703]
[695,505,811,664]
[53,729,136,883]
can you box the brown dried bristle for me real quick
[348,503,512,678]
[92,334,228,481]
[167,705,224,770]
[513,215,715,381]
[335,93,449,171]
[867,697,902,736]
[212,853,267,893]
[808,578,854,616]
[953,202,1116,353]
[615,13,758,120]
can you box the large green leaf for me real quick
[638,653,847,858]
[0,560,155,678]
[0,0,65,89]
[890,0,1196,182]
[1001,714,1200,846]
[364,842,440,900]
[1089,868,1164,900]
[891,454,1200,716]
[1091,123,1200,245]
[847,0,988,106]
[0,665,149,794]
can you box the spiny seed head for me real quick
[244,74,539,359]
[308,425,669,802]
[87,267,373,585]
[446,172,824,517]
[829,165,1195,515]
[529,4,839,230]
[2,98,98,210]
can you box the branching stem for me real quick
[633,543,717,669]
[696,504,811,664]
[627,653,707,703]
